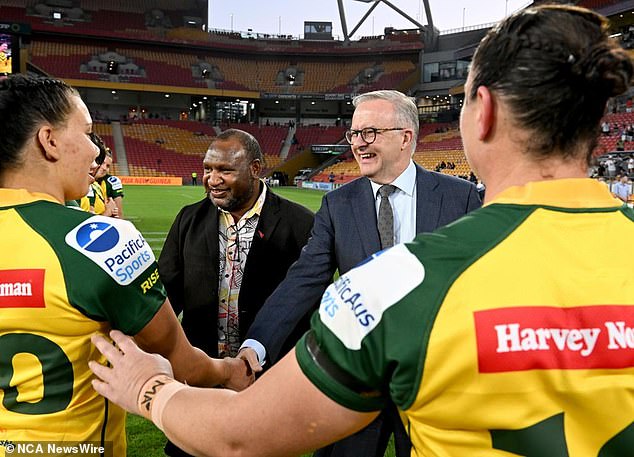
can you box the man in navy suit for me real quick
[240,90,481,457]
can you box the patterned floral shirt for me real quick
[217,182,267,357]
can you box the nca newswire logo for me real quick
[65,216,155,286]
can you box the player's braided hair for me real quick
[510,30,631,95]
[468,5,633,163]
[0,74,78,175]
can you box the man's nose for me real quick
[207,170,222,185]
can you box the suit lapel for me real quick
[256,191,280,242]
[352,178,381,255]
[415,165,442,233]
[205,200,220,279]
[244,189,278,277]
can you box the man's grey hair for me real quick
[352,90,419,148]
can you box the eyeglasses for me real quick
[344,127,405,145]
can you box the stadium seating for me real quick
[92,123,116,155]
[1,6,32,22]
[109,121,215,179]
[602,112,634,125]
[112,120,306,177]
[594,111,634,156]
[413,150,471,177]
[289,126,346,153]
[224,123,287,158]
[28,37,418,94]
[11,1,506,185]
[82,0,181,13]
[30,40,210,87]
[577,0,621,9]
[314,122,473,184]
[311,153,358,184]
[122,135,202,179]
[291,60,373,94]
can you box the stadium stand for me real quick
[594,111,634,156]
[117,121,216,178]
[28,38,417,94]
[8,0,633,187]
[577,0,622,8]
[122,134,201,178]
[289,126,347,157]
[313,121,473,185]
[224,123,287,157]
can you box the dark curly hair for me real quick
[211,128,264,163]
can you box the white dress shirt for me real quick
[370,160,418,244]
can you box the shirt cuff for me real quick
[240,339,267,366]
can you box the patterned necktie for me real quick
[377,184,396,249]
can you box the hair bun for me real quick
[575,45,634,97]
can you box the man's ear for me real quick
[476,86,495,141]
[36,125,61,161]
[250,158,262,178]
[401,129,414,151]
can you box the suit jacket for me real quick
[246,164,482,363]
[158,187,314,357]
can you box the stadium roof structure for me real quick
[339,0,433,42]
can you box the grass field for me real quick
[125,185,326,259]
[124,184,396,457]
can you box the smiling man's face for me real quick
[349,99,412,184]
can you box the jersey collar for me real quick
[0,188,60,208]
[487,178,623,209]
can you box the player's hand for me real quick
[89,330,173,416]
[104,198,118,218]
[237,347,264,374]
[220,356,255,391]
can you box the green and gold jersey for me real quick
[103,175,124,200]
[79,196,90,213]
[297,179,634,457]
[87,181,106,215]
[0,189,165,456]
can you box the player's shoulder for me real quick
[106,175,123,190]
[318,244,425,349]
[63,214,143,254]
[17,198,92,228]
[64,215,154,286]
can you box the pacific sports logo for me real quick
[319,244,424,350]
[107,175,123,190]
[75,221,120,252]
[0,269,45,308]
[474,305,634,372]
[65,216,155,286]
